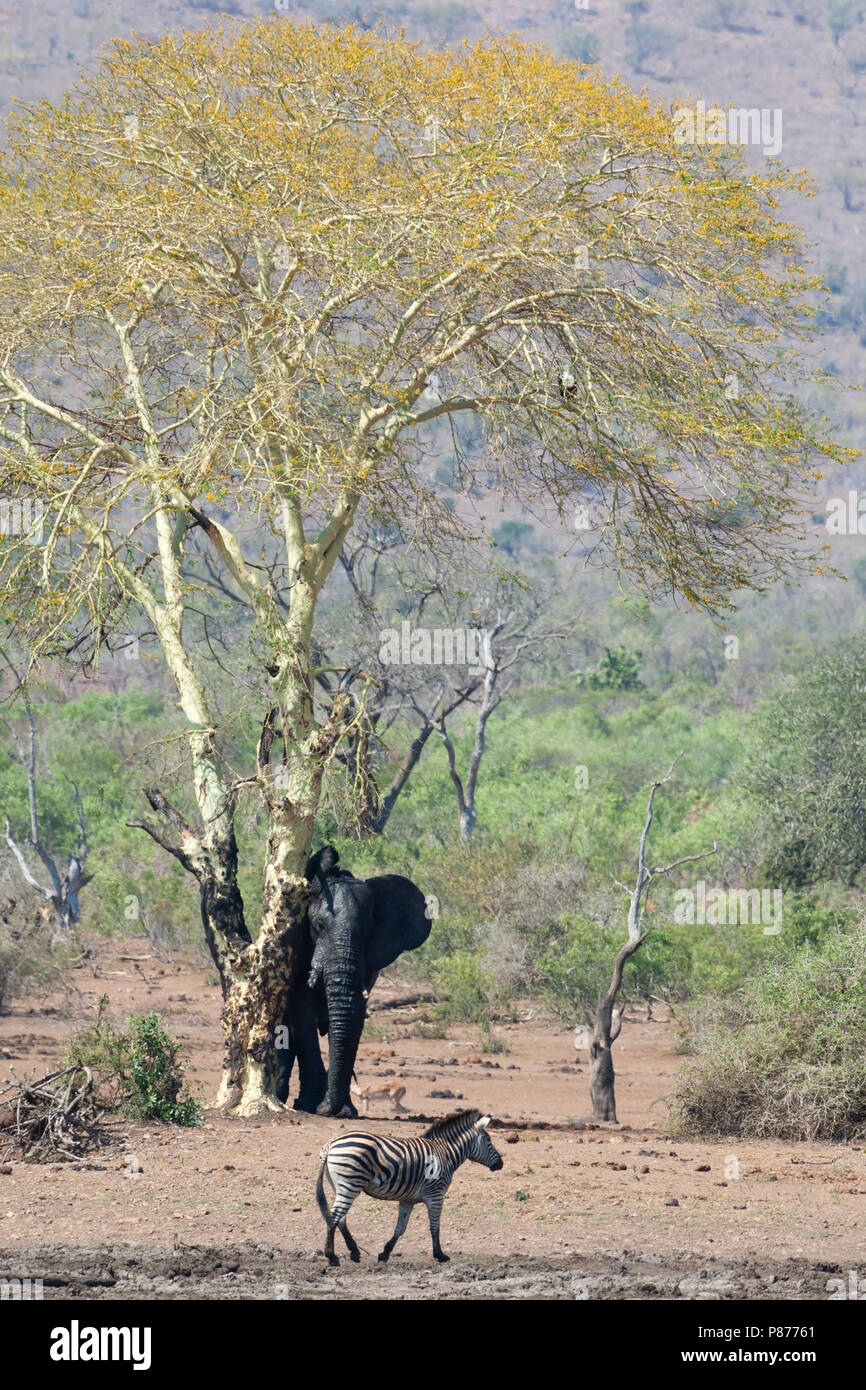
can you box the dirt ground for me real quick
[1,938,864,1300]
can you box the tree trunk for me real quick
[213,893,305,1116]
[211,802,313,1116]
[213,604,350,1115]
[131,533,352,1116]
[372,721,435,833]
[197,827,249,983]
[589,998,619,1122]
[588,939,634,1122]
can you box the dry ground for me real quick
[1,937,864,1300]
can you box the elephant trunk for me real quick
[320,951,367,1117]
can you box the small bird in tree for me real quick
[558,366,577,399]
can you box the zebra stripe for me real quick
[315,1109,504,1265]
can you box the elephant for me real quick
[276,845,432,1117]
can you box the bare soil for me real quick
[1,938,864,1300]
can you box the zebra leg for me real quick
[324,1195,356,1266]
[324,1211,341,1266]
[324,1215,339,1266]
[377,1201,413,1263]
[339,1217,361,1262]
[425,1195,449,1262]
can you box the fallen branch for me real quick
[0,1064,108,1162]
[367,990,435,1013]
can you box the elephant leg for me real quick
[275,1030,295,1105]
[317,984,365,1117]
[317,1096,359,1119]
[286,980,327,1113]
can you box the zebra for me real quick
[315,1108,504,1266]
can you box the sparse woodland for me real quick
[0,9,863,1151]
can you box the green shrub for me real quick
[412,1021,448,1039]
[670,919,866,1140]
[697,0,749,30]
[0,920,72,1014]
[480,1024,510,1054]
[65,994,133,1107]
[492,520,535,557]
[625,22,679,72]
[533,911,691,1022]
[431,951,496,1025]
[65,998,201,1126]
[125,1012,202,1126]
[574,645,644,691]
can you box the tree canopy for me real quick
[0,18,845,650]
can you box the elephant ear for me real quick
[364,874,432,977]
[305,844,340,884]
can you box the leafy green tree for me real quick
[742,639,866,886]
[626,23,679,73]
[826,0,863,54]
[575,644,644,690]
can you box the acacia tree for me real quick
[0,19,843,1113]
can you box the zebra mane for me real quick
[422,1109,483,1140]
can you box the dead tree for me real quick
[0,654,93,935]
[434,611,566,843]
[373,678,481,833]
[589,754,716,1122]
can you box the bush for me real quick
[670,919,866,1140]
[65,995,132,1107]
[697,0,749,29]
[492,520,535,557]
[0,918,72,1014]
[65,998,201,1126]
[574,645,644,691]
[625,23,679,72]
[126,1012,202,1125]
[741,640,866,886]
[414,2,473,40]
[431,951,497,1025]
[533,911,691,1023]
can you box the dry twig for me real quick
[0,1063,107,1162]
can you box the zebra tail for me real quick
[315,1158,332,1221]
